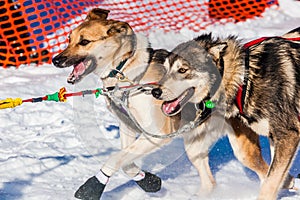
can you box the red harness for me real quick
[235,36,300,115]
[243,36,300,49]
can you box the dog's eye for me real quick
[178,68,188,74]
[78,39,91,46]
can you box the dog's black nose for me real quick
[52,55,67,68]
[151,88,162,99]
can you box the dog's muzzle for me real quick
[52,53,97,84]
[151,87,195,116]
[52,55,68,68]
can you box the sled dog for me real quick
[52,8,299,199]
[152,27,300,200]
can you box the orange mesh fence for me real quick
[0,0,278,68]
[209,0,278,21]
[0,0,103,68]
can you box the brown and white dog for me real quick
[52,8,298,200]
[152,27,300,200]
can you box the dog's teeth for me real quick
[86,60,91,67]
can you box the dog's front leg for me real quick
[184,129,216,196]
[118,123,164,192]
[101,133,170,192]
[101,134,170,176]
[75,133,170,199]
[119,122,142,178]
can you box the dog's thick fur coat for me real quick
[154,27,300,200]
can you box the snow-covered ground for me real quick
[1,0,300,199]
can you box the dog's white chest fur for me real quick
[249,118,270,136]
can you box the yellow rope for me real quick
[0,98,23,109]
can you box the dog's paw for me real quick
[135,171,162,193]
[288,174,300,193]
[74,176,106,200]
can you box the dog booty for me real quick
[135,171,162,192]
[74,176,106,200]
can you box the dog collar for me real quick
[108,47,154,78]
[194,97,216,125]
[108,59,128,78]
[195,99,215,110]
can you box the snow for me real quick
[1,1,300,199]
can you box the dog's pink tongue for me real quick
[73,62,85,78]
[162,99,180,115]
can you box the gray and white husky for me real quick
[152,27,300,200]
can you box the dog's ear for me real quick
[208,43,228,59]
[107,22,132,36]
[86,8,110,21]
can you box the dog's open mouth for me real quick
[162,87,195,116]
[67,58,94,84]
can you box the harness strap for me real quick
[236,36,300,114]
[236,48,250,115]
[108,89,217,139]
[243,36,300,49]
[243,37,269,49]
[282,37,300,42]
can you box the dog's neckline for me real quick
[192,96,216,128]
[107,34,138,79]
